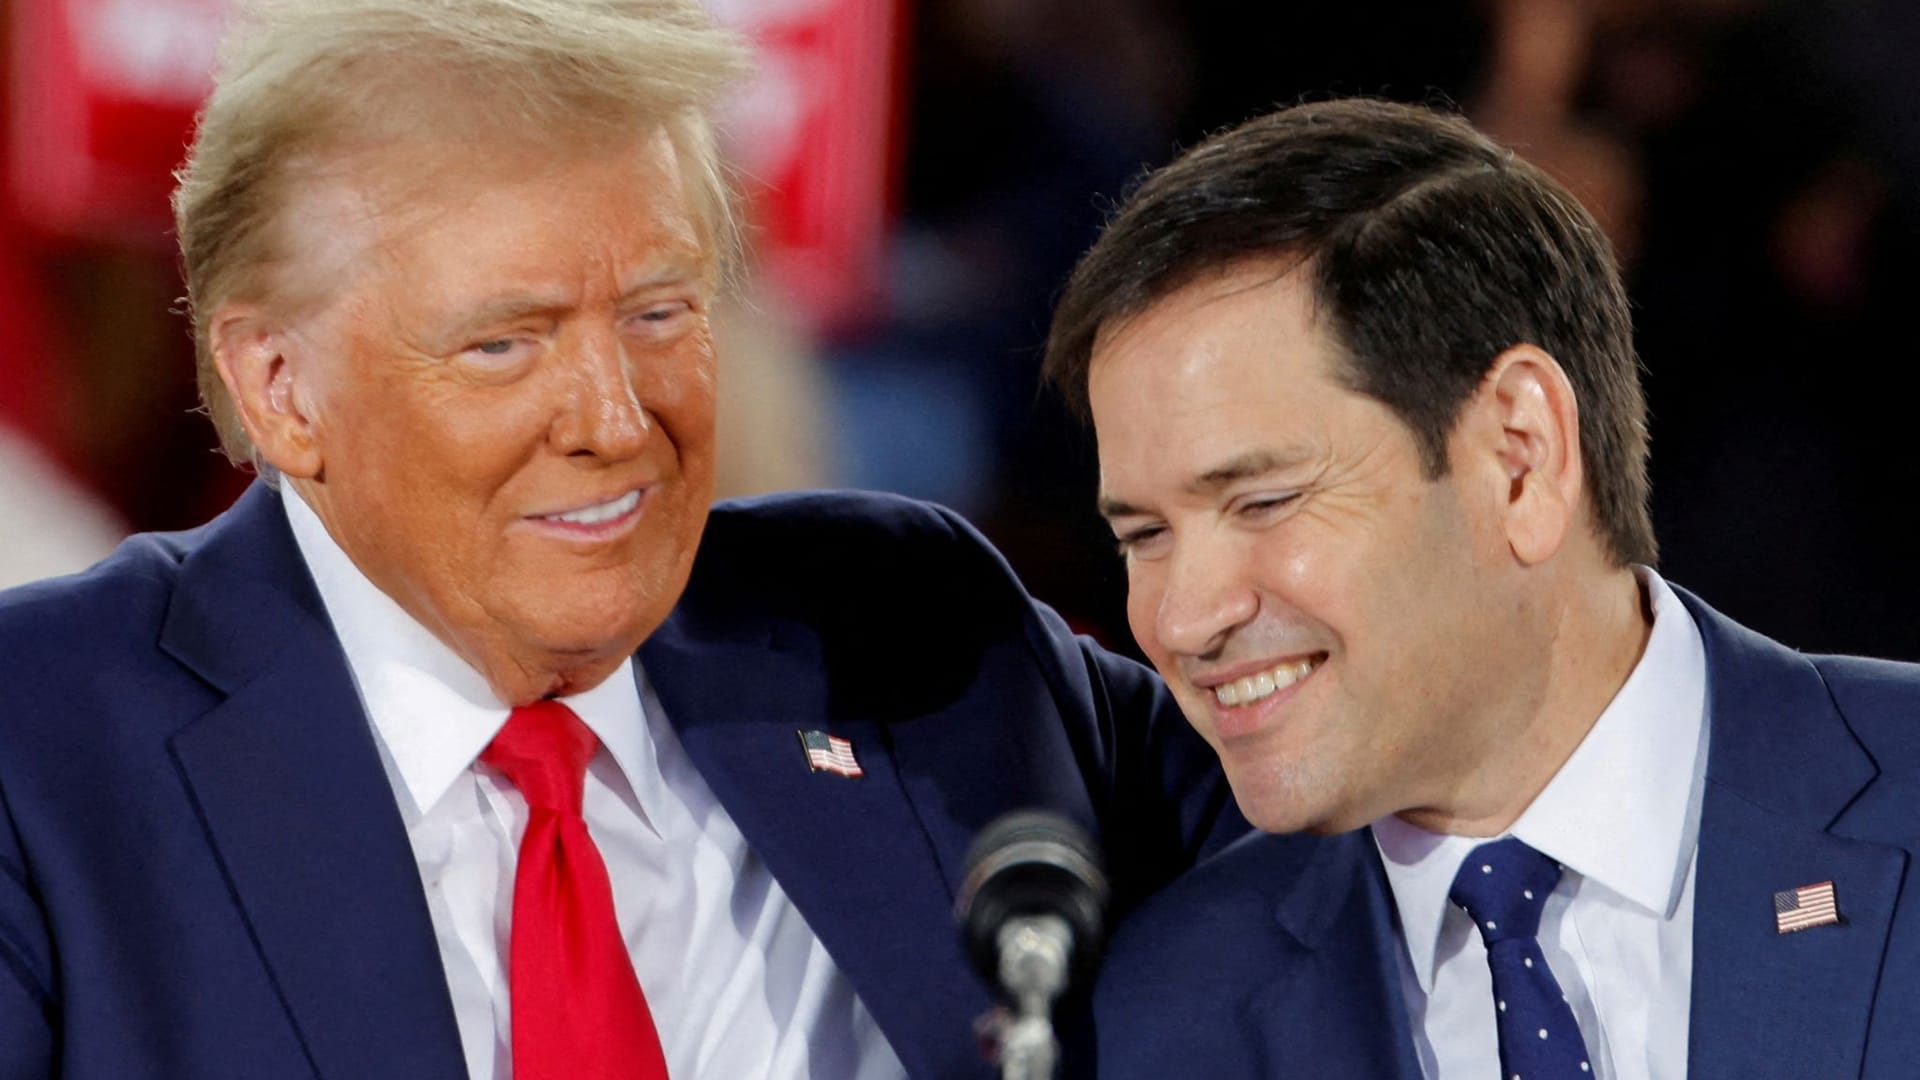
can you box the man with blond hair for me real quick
[0,3,1236,1078]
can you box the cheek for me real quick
[1254,539,1317,592]
[437,394,550,463]
[641,332,718,444]
[324,394,549,554]
[1243,526,1331,626]
[1334,506,1484,704]
[1124,565,1169,660]
[400,400,546,517]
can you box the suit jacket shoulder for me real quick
[0,487,470,1080]
[0,524,197,680]
[687,489,1069,661]
[1092,826,1419,1079]
[1810,653,1920,774]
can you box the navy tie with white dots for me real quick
[1449,838,1593,1080]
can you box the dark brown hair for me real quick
[1045,98,1654,566]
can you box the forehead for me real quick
[1087,261,1354,470]
[1090,259,1341,393]
[274,130,709,310]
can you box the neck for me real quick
[1399,564,1652,837]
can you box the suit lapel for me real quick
[641,614,997,1080]
[1687,788,1901,1075]
[161,486,467,1080]
[1681,591,1903,1078]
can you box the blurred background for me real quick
[4,0,1918,659]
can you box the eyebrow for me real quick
[435,262,707,346]
[1097,447,1315,520]
[441,295,569,340]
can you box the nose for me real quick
[553,323,648,460]
[1154,539,1258,660]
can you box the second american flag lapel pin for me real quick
[797,729,865,779]
[1774,880,1842,934]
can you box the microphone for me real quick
[956,810,1110,1080]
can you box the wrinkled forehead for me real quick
[264,125,708,314]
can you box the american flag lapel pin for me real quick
[798,729,864,779]
[1774,880,1841,934]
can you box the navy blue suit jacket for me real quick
[0,484,1240,1080]
[1095,590,1920,1078]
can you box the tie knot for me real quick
[1448,837,1562,945]
[481,700,598,814]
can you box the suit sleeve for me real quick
[0,796,55,1080]
[909,498,1248,914]
[1032,601,1250,917]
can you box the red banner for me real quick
[715,0,905,333]
[7,0,224,243]
[6,0,903,326]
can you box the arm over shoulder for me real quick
[829,493,1248,904]
[698,491,1246,904]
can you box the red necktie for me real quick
[482,700,670,1080]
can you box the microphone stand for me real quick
[957,809,1108,1080]
[991,914,1073,1080]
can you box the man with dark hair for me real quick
[1048,98,1920,1078]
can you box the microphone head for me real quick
[957,809,1110,995]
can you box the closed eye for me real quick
[1234,493,1300,520]
[1113,523,1170,559]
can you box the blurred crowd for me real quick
[836,0,1920,658]
[5,0,1918,658]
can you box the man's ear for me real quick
[1468,344,1583,566]
[209,305,325,480]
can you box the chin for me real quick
[1237,798,1360,837]
[536,608,654,658]
[1224,757,1362,837]
[501,577,654,652]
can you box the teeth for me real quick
[1212,658,1317,708]
[543,490,640,525]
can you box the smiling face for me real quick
[1089,260,1552,834]
[221,131,717,704]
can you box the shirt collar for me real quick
[1372,567,1709,992]
[281,485,655,824]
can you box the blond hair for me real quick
[173,0,750,464]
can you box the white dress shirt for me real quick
[1373,568,1709,1080]
[283,488,906,1080]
